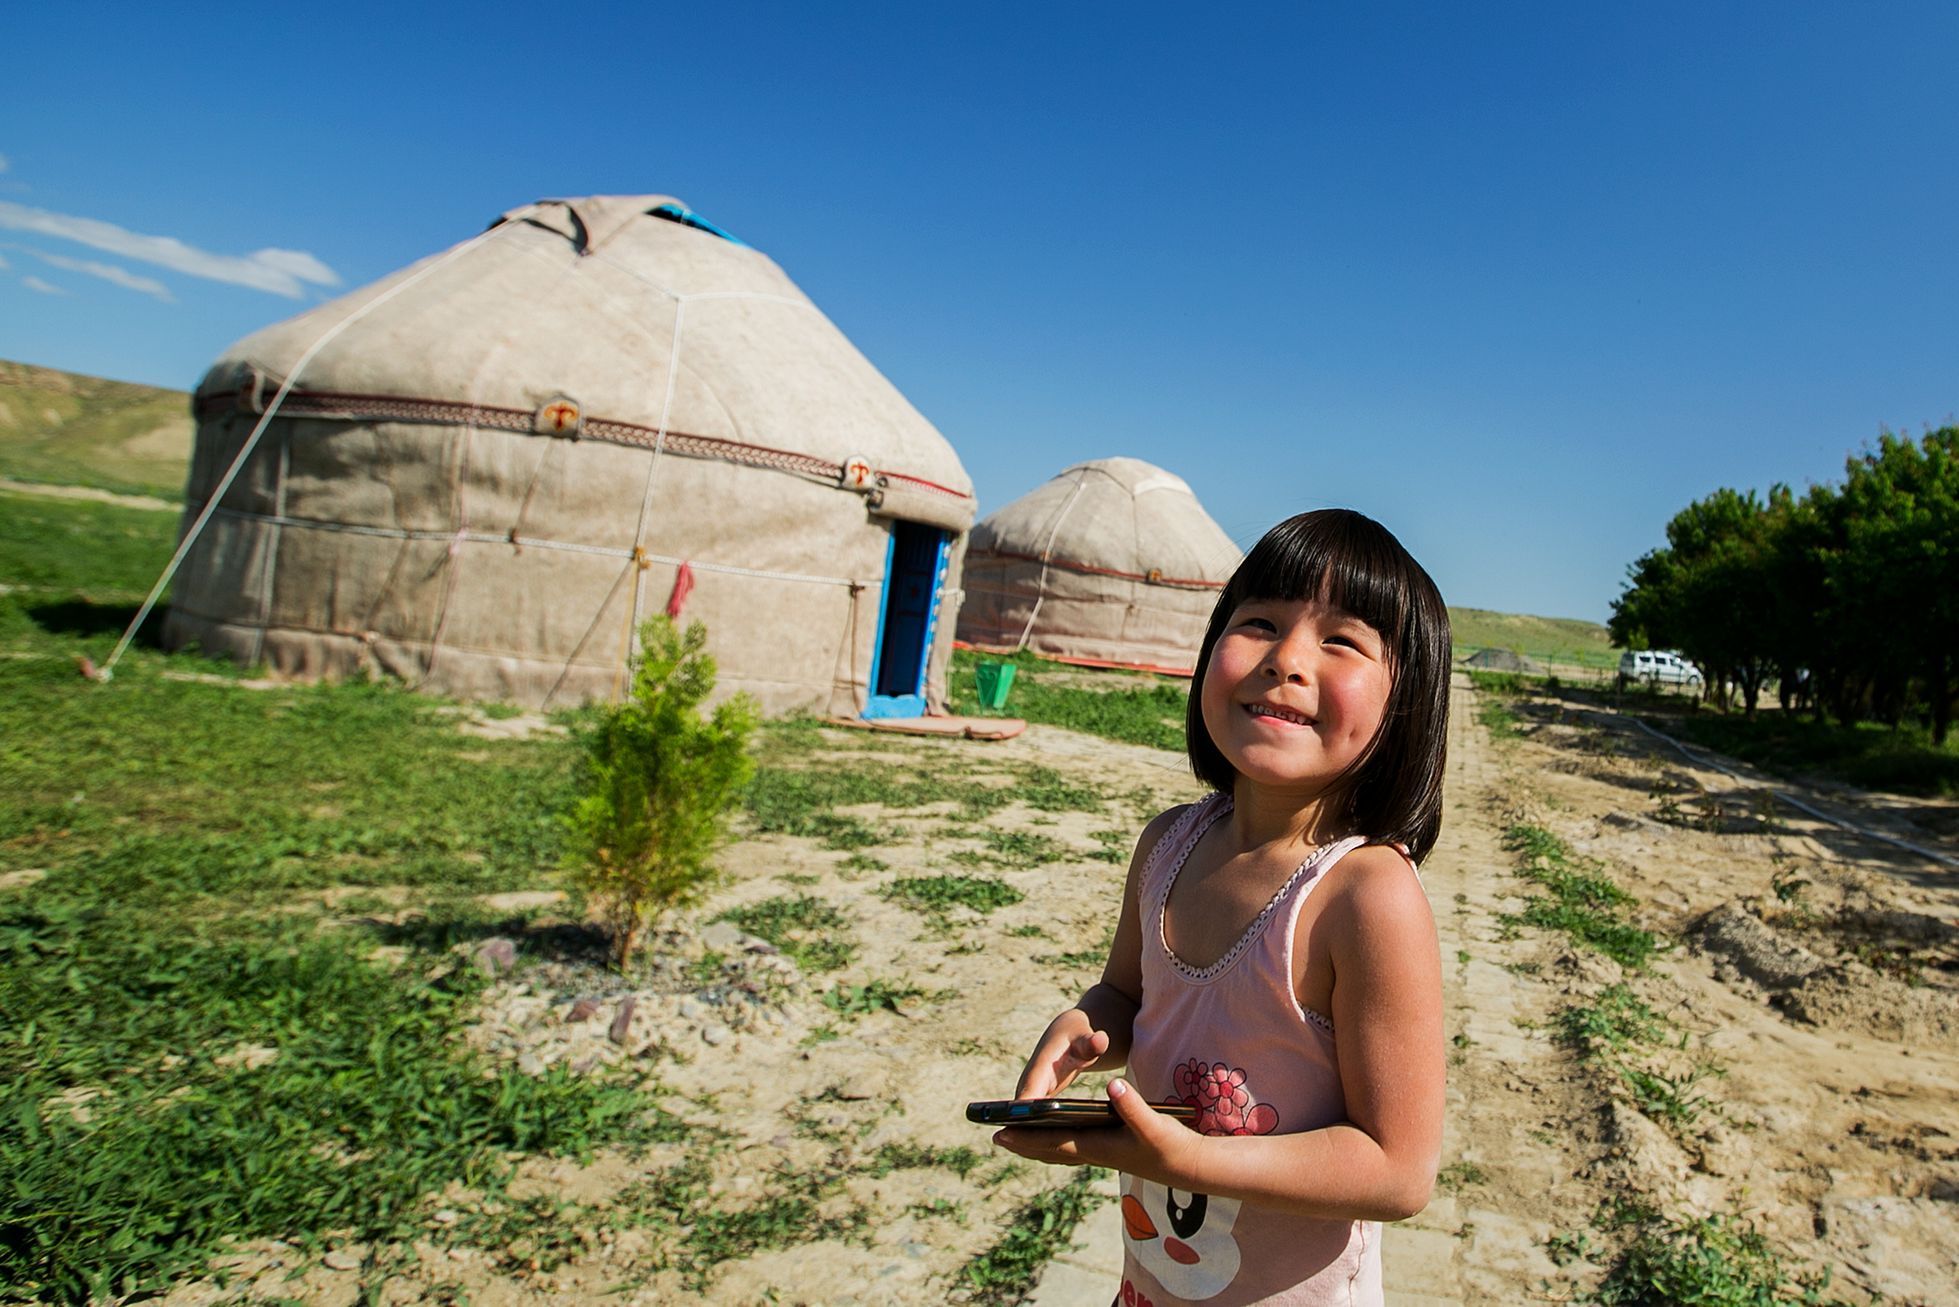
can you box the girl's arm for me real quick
[1001,844,1446,1222]
[1011,805,1186,1099]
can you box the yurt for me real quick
[956,458,1240,675]
[163,196,976,718]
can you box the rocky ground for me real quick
[158,676,1957,1305]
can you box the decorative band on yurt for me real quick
[191,386,972,505]
[972,547,1227,591]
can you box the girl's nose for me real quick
[1263,636,1313,683]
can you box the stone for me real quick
[474,937,518,976]
[609,996,637,1044]
[322,1250,361,1271]
[565,997,601,1023]
[700,921,745,950]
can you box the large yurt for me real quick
[957,458,1240,675]
[163,196,975,717]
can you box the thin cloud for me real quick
[0,200,339,298]
[24,248,173,301]
[0,154,9,173]
[22,275,67,295]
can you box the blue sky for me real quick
[4,2,1955,622]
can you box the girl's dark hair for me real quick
[1185,509,1451,863]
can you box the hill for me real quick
[0,358,192,499]
[1448,605,1616,670]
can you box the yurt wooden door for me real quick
[864,521,950,718]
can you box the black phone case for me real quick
[966,1098,1199,1128]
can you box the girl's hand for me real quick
[993,1079,1201,1185]
[1014,1026,1111,1100]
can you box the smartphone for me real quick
[966,1098,1200,1128]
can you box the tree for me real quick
[562,617,759,969]
[1611,488,1780,715]
[1833,429,1959,742]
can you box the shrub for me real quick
[562,618,758,969]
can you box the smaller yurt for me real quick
[163,196,975,718]
[957,458,1240,675]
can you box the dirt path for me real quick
[1420,675,1958,1305]
[0,476,178,511]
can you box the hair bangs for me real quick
[1230,512,1416,657]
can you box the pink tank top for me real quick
[1118,792,1385,1307]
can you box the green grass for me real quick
[1663,709,1959,798]
[866,1141,988,1179]
[948,648,1190,751]
[1580,1200,1842,1305]
[1500,824,1657,970]
[0,360,192,500]
[1,861,679,1302]
[1555,983,1665,1056]
[712,894,856,972]
[882,874,1025,919]
[957,1168,1109,1305]
[0,586,687,1301]
[821,978,929,1017]
[0,490,178,598]
[741,740,1103,851]
[945,827,1073,870]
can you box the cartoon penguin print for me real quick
[1117,1059,1283,1301]
[1120,1173,1243,1300]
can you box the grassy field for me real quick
[0,487,179,596]
[0,359,191,499]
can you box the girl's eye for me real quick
[1238,617,1277,633]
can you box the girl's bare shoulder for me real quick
[1318,844,1433,937]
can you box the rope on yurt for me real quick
[615,547,656,700]
[832,580,867,710]
[622,298,688,661]
[1014,472,1090,651]
[97,221,519,682]
[542,554,639,711]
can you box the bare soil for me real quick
[160,678,1958,1305]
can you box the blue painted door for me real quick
[864,521,949,719]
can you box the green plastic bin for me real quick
[974,662,1017,710]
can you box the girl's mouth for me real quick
[1246,703,1313,727]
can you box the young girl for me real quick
[996,509,1450,1307]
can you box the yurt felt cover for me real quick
[957,458,1239,675]
[164,196,975,715]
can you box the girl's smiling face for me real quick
[1198,596,1393,798]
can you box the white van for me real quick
[1617,649,1702,688]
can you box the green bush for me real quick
[562,618,758,969]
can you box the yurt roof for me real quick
[192,195,970,512]
[973,457,1240,584]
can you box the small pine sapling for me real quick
[563,617,759,969]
